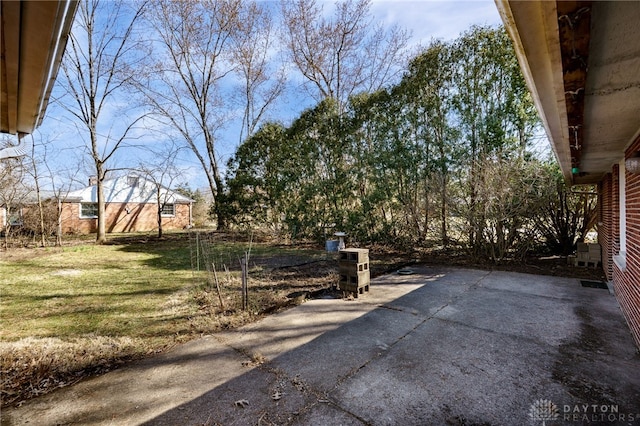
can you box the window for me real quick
[80,203,98,218]
[161,203,175,216]
[127,176,139,187]
[7,207,23,226]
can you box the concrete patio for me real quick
[2,267,639,425]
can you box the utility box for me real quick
[339,248,370,297]
[575,243,601,267]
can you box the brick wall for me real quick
[598,174,613,281]
[613,137,640,348]
[613,163,620,258]
[61,202,191,234]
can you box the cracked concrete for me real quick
[2,267,639,426]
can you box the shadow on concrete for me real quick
[3,267,639,426]
[140,269,640,426]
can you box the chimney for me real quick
[89,176,98,186]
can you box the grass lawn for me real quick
[0,231,333,406]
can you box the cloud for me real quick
[370,0,502,46]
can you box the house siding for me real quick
[61,202,191,234]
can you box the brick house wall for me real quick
[612,164,620,264]
[598,136,640,349]
[612,137,640,348]
[61,202,191,234]
[598,173,613,281]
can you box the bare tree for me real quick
[0,156,30,249]
[281,0,409,111]
[136,142,188,238]
[58,0,147,243]
[26,132,82,247]
[231,2,287,145]
[141,0,244,230]
[22,134,48,247]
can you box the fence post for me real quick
[196,232,200,271]
[241,255,248,311]
[212,262,225,311]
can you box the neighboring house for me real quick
[0,190,57,235]
[1,204,25,230]
[62,175,193,234]
[0,204,22,231]
[497,1,640,349]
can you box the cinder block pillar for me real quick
[338,248,370,297]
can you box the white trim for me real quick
[35,0,77,130]
[622,126,640,153]
[613,254,627,272]
[617,159,627,271]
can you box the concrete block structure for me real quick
[575,243,601,267]
[339,248,370,297]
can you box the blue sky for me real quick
[371,0,501,44]
[30,0,503,192]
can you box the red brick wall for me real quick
[613,163,620,258]
[61,202,191,234]
[598,174,613,281]
[612,137,640,349]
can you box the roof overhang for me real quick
[496,0,640,185]
[1,0,77,135]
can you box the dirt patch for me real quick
[50,269,83,277]
[417,248,606,282]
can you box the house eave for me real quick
[496,0,640,185]
[1,0,78,135]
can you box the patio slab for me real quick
[2,267,639,426]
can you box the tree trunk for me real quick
[29,136,47,247]
[157,208,163,238]
[56,198,62,246]
[36,186,46,247]
[157,187,163,239]
[441,174,448,246]
[96,164,106,244]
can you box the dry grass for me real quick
[1,336,145,403]
[0,232,336,407]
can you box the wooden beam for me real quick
[557,1,591,175]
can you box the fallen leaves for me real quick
[271,390,282,401]
[234,399,249,408]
